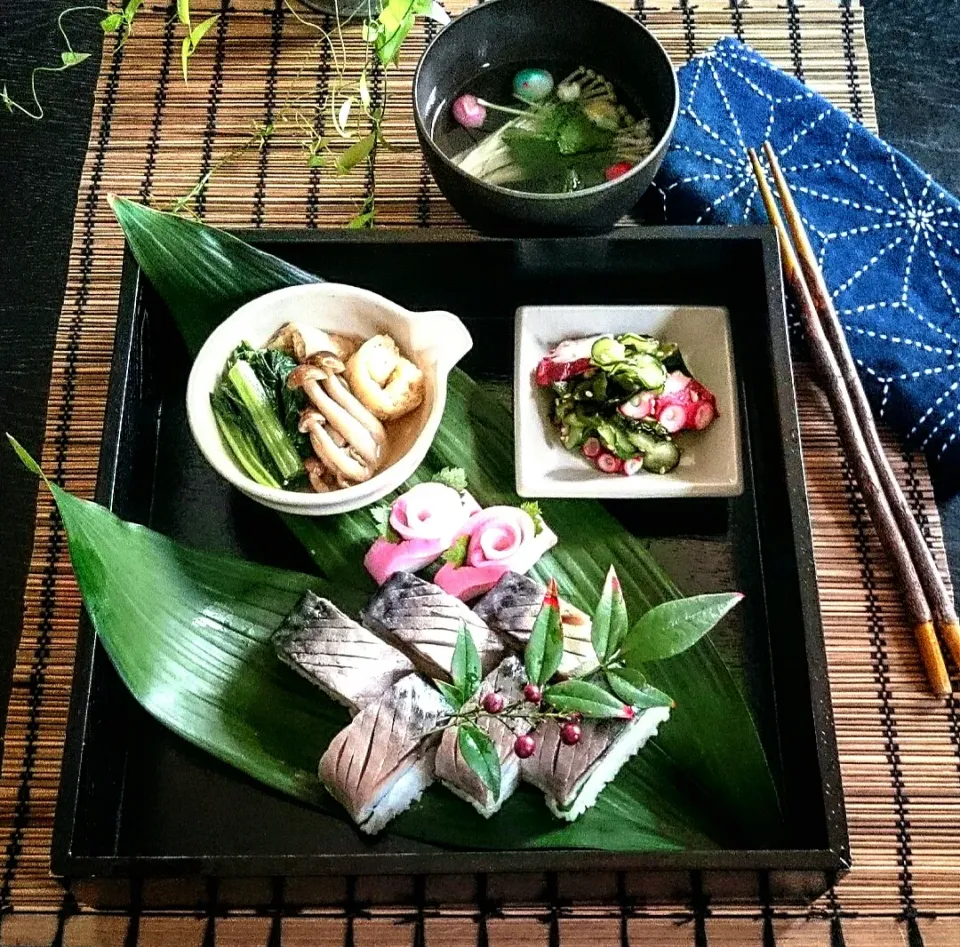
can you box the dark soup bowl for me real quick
[413,0,679,235]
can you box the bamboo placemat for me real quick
[3,1,960,945]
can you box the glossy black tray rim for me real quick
[52,227,849,888]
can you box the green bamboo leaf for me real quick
[101,13,123,33]
[524,579,563,686]
[451,622,481,701]
[13,440,707,851]
[543,680,629,719]
[335,133,375,175]
[457,724,501,801]
[605,667,674,710]
[177,0,191,27]
[108,197,318,355]
[125,0,144,19]
[622,593,745,665]
[7,434,45,479]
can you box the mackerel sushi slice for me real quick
[319,674,449,835]
[362,572,507,682]
[273,591,414,714]
[521,706,671,821]
[435,656,531,817]
[474,572,596,677]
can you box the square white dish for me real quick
[514,304,743,499]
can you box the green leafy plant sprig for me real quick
[1,5,103,119]
[432,571,744,800]
[5,0,441,227]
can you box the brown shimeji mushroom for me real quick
[298,406,374,485]
[289,360,384,470]
[267,323,356,363]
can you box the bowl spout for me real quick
[412,310,474,374]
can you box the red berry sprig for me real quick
[513,734,536,759]
[560,721,582,746]
[481,691,504,714]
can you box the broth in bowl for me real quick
[433,62,654,195]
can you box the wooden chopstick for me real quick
[748,147,953,697]
[761,142,960,675]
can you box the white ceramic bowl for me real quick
[186,283,472,515]
[514,304,743,499]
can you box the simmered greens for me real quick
[210,342,307,489]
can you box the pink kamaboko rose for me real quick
[434,506,558,601]
[364,482,480,585]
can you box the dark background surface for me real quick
[0,0,958,722]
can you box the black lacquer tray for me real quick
[52,228,848,907]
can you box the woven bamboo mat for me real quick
[3,1,960,944]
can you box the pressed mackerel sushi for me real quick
[318,674,449,834]
[273,591,414,714]
[474,572,596,677]
[362,572,507,681]
[521,706,671,821]
[435,656,531,817]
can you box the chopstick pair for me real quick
[748,142,960,697]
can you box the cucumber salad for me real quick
[534,333,718,475]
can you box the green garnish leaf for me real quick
[180,36,192,81]
[189,14,219,49]
[61,51,91,68]
[520,501,544,536]
[592,566,628,664]
[345,195,376,229]
[441,534,469,567]
[336,132,376,174]
[451,622,482,702]
[101,13,123,33]
[178,13,217,82]
[457,724,501,800]
[556,110,615,156]
[435,679,464,711]
[370,504,400,543]
[524,580,564,686]
[372,0,434,66]
[621,593,745,665]
[432,467,467,492]
[605,667,674,710]
[543,679,629,719]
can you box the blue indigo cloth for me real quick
[643,38,960,468]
